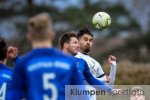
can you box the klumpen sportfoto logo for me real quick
[65,85,145,97]
[69,87,144,96]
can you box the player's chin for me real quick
[75,50,79,54]
[84,48,90,53]
[71,50,78,55]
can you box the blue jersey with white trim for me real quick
[0,63,13,100]
[10,48,84,100]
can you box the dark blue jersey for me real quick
[0,63,13,100]
[10,48,85,100]
[74,58,112,92]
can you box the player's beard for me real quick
[83,45,90,54]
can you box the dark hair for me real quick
[59,32,77,49]
[77,26,93,39]
[0,37,7,60]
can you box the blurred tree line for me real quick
[0,0,150,62]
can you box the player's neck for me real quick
[62,49,71,56]
[32,41,52,49]
[79,50,89,55]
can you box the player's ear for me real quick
[64,43,68,49]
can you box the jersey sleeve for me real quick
[70,61,84,85]
[9,59,25,100]
[107,61,117,85]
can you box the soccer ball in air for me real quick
[92,12,111,30]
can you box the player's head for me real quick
[130,86,145,100]
[59,32,79,56]
[27,13,54,44]
[77,27,93,54]
[0,37,7,62]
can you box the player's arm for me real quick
[84,59,121,95]
[8,59,25,100]
[83,61,112,93]
[107,55,117,85]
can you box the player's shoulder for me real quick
[4,66,13,72]
[0,64,13,79]
[74,57,87,65]
[60,53,77,64]
[0,64,13,72]
[28,48,76,62]
[49,48,76,62]
[85,54,99,63]
[75,52,87,59]
[53,53,78,70]
[74,57,85,62]
[15,50,33,64]
[16,48,76,67]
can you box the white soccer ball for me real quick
[92,12,111,30]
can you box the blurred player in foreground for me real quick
[9,13,87,100]
[76,27,117,85]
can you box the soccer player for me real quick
[59,32,112,91]
[75,27,117,85]
[10,13,86,100]
[0,37,13,100]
